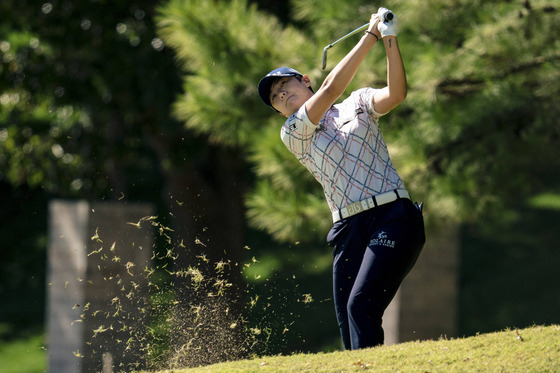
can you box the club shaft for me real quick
[321,12,394,70]
[325,23,369,50]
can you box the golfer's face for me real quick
[270,76,312,117]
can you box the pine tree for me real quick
[159,0,560,240]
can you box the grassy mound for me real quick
[153,324,559,372]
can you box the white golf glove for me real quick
[377,7,398,37]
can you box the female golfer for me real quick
[258,7,425,350]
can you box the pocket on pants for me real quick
[375,199,426,250]
[380,199,412,225]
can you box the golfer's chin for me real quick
[282,102,304,118]
[281,108,298,118]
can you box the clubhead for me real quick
[321,48,328,70]
[321,23,368,70]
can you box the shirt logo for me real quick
[370,231,395,248]
[289,121,297,131]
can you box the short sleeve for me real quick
[352,87,386,119]
[280,105,319,161]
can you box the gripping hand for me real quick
[377,7,398,37]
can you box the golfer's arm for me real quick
[305,34,377,124]
[372,36,407,115]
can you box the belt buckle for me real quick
[346,200,364,216]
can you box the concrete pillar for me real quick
[46,200,89,373]
[46,200,153,373]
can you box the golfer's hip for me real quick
[332,189,410,223]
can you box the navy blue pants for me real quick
[327,198,425,350]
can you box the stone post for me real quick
[46,200,153,373]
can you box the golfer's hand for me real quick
[377,7,398,37]
[367,13,382,40]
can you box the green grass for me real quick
[0,330,45,373]
[149,325,560,372]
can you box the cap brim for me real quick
[258,76,277,107]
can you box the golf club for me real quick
[321,12,393,70]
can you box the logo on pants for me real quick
[370,231,395,248]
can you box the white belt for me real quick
[332,189,410,223]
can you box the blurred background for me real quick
[1,0,559,371]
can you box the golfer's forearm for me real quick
[384,36,407,102]
[306,34,376,123]
[321,34,376,99]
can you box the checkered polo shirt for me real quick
[281,87,405,213]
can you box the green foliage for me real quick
[245,123,330,241]
[160,0,560,239]
[0,0,179,199]
[156,0,327,241]
[292,0,376,37]
[409,0,560,220]
[156,0,315,147]
[246,178,330,242]
[0,0,183,365]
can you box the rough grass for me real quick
[0,331,45,373]
[151,324,560,372]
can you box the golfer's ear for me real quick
[302,75,312,87]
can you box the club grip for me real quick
[385,12,394,22]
